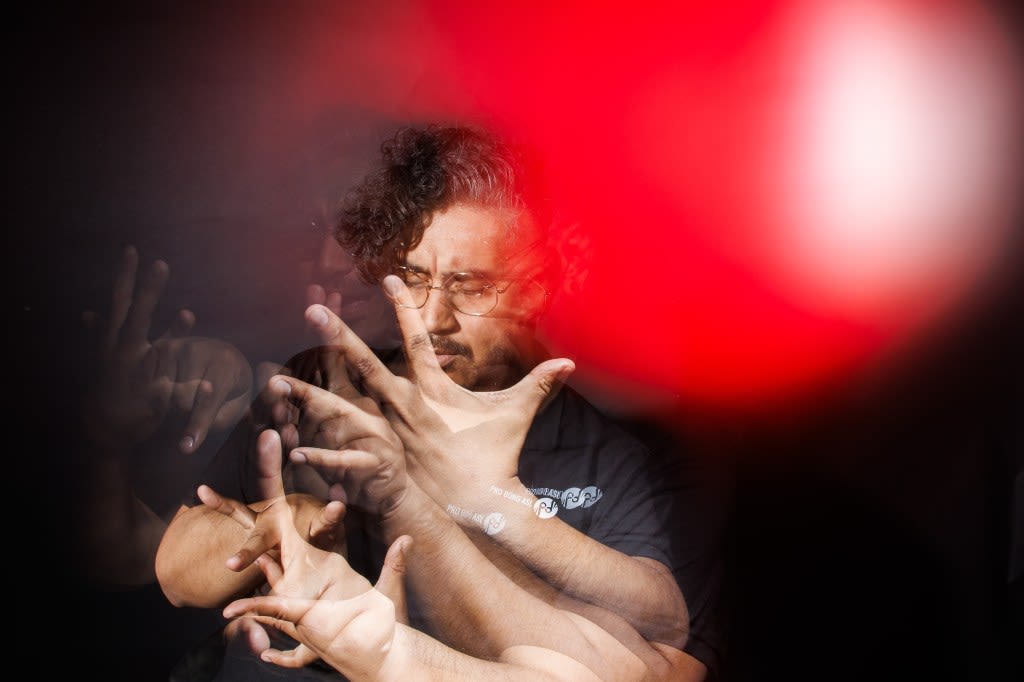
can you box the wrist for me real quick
[442,477,539,536]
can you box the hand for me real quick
[303,276,574,522]
[266,374,409,518]
[198,430,347,572]
[223,535,413,679]
[300,230,400,349]
[82,246,252,454]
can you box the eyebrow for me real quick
[402,263,502,280]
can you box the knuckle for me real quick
[405,332,431,354]
[352,356,378,381]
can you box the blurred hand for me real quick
[82,246,252,454]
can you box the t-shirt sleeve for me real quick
[585,424,731,679]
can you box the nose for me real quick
[420,286,460,335]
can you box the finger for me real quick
[267,375,371,429]
[105,245,139,352]
[507,358,576,416]
[325,291,342,317]
[227,530,277,572]
[278,422,300,454]
[308,500,346,551]
[229,617,271,655]
[175,380,212,452]
[303,304,400,399]
[306,283,326,307]
[223,595,315,624]
[197,484,257,529]
[328,483,348,504]
[255,429,287,500]
[289,461,330,499]
[381,275,444,382]
[122,257,170,345]
[166,308,196,338]
[182,359,236,451]
[315,346,362,400]
[291,447,382,477]
[255,361,284,393]
[255,553,284,589]
[375,535,412,625]
[259,644,320,669]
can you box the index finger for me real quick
[381,275,445,384]
[255,429,287,501]
[304,304,401,401]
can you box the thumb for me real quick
[511,358,575,415]
[375,535,412,625]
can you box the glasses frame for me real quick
[393,265,547,317]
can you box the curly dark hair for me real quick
[334,124,553,285]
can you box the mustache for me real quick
[429,335,471,358]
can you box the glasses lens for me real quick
[449,275,497,315]
[398,269,431,308]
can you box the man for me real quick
[156,125,723,679]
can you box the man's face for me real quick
[401,203,544,391]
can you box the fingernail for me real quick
[180,435,195,451]
[382,275,402,299]
[291,450,307,464]
[272,378,291,395]
[308,306,328,326]
[260,652,273,663]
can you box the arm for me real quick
[76,246,252,586]
[269,373,692,680]
[305,282,690,645]
[155,428,345,608]
[441,481,689,647]
[214,472,648,682]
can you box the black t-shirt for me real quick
[188,347,726,679]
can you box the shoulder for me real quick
[526,385,653,458]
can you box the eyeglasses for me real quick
[394,266,544,316]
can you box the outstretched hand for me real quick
[198,429,345,573]
[82,246,252,454]
[302,274,574,521]
[209,428,412,673]
[223,534,413,678]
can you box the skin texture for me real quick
[211,432,646,681]
[156,203,706,679]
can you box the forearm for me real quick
[75,457,167,586]
[155,503,266,608]
[72,437,179,586]
[380,483,647,681]
[441,480,689,646]
[397,625,610,682]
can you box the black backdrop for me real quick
[11,3,1022,680]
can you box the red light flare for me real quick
[285,0,1022,416]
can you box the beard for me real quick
[430,333,532,391]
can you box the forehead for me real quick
[405,204,517,274]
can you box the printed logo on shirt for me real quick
[533,497,558,519]
[482,512,507,535]
[529,485,603,519]
[485,484,604,520]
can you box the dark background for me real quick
[12,3,1022,680]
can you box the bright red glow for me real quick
[284,0,1022,415]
